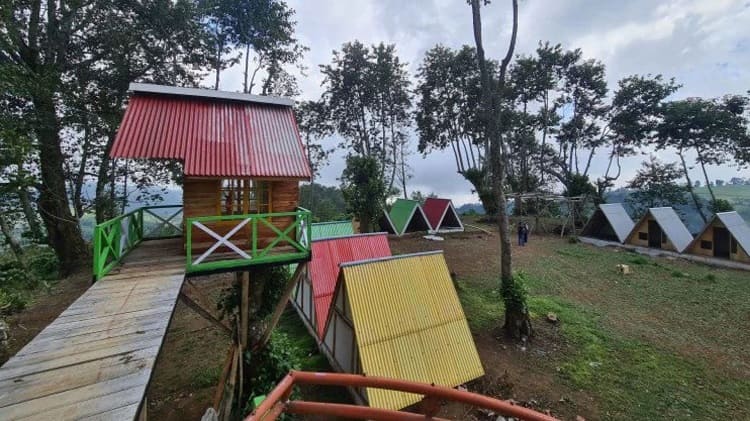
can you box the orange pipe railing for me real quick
[246,371,559,421]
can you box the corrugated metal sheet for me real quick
[717,212,750,254]
[110,93,312,179]
[311,221,355,240]
[423,198,464,232]
[388,199,431,235]
[309,233,392,337]
[596,203,634,243]
[422,198,449,229]
[648,207,694,252]
[389,199,419,234]
[339,251,484,410]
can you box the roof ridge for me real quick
[340,250,443,268]
[129,83,294,107]
[311,232,388,243]
[357,316,466,348]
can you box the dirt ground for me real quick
[1,271,91,364]
[390,232,599,421]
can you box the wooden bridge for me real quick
[0,206,312,420]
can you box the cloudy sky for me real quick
[216,0,750,205]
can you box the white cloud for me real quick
[210,0,750,205]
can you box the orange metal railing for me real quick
[246,371,559,421]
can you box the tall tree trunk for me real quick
[678,149,707,223]
[0,213,25,265]
[471,0,529,339]
[697,156,717,207]
[33,91,87,275]
[243,44,251,93]
[17,187,44,242]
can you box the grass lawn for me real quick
[390,231,750,420]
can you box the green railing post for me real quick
[93,225,101,280]
[252,217,258,258]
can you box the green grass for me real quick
[191,365,221,388]
[455,238,750,420]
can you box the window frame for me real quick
[217,179,273,216]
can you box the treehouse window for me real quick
[700,240,712,250]
[731,238,738,254]
[219,179,271,215]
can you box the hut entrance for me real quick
[648,220,662,248]
[714,227,731,258]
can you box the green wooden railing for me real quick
[92,205,183,280]
[185,207,312,273]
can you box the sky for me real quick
[214,0,750,206]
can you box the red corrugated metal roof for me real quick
[309,233,391,337]
[110,93,312,179]
[423,198,451,229]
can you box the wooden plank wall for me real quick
[183,178,300,253]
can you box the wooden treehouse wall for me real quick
[183,178,300,253]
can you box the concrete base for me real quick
[579,236,750,272]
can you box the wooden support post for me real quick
[253,263,306,352]
[239,271,250,350]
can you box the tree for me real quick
[340,156,386,233]
[470,0,531,339]
[415,45,494,211]
[296,100,332,209]
[656,96,750,222]
[1,0,212,273]
[226,0,307,95]
[626,157,688,218]
[319,41,412,196]
[730,177,744,185]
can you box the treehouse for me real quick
[98,83,313,277]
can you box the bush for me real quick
[25,246,59,281]
[568,236,580,244]
[0,289,29,314]
[244,331,303,411]
[502,272,530,315]
[710,198,734,213]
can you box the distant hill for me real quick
[605,185,750,234]
[457,203,485,215]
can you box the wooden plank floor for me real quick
[0,239,186,421]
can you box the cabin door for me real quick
[648,220,662,248]
[714,227,731,258]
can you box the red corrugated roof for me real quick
[110,93,312,179]
[309,233,391,337]
[423,198,452,229]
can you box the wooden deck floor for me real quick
[0,239,186,420]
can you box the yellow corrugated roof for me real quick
[340,251,484,410]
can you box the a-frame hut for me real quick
[292,233,391,338]
[625,207,693,253]
[322,251,484,410]
[580,203,634,243]
[381,199,431,236]
[422,198,465,233]
[686,211,750,263]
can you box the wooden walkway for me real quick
[0,239,185,420]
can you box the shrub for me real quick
[629,256,649,265]
[25,246,59,281]
[244,331,303,412]
[568,236,580,244]
[502,271,530,315]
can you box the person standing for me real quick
[523,221,530,245]
[517,221,527,246]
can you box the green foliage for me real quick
[709,198,734,213]
[299,183,348,222]
[626,156,689,218]
[340,156,386,232]
[191,365,221,388]
[244,331,303,407]
[25,246,59,281]
[502,271,530,316]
